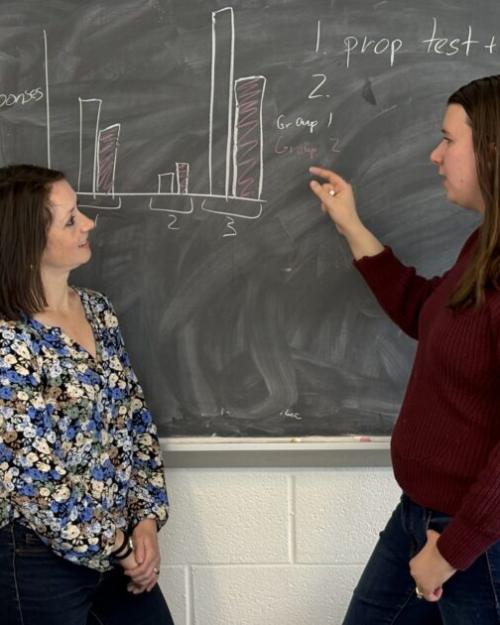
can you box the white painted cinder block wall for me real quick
[156,466,401,625]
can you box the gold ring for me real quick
[415,587,424,599]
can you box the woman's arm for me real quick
[309,166,446,338]
[114,325,169,529]
[309,165,384,260]
[436,437,500,572]
[108,309,169,592]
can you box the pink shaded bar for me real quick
[232,76,265,199]
[176,162,190,194]
[97,124,120,194]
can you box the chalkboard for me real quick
[0,0,488,437]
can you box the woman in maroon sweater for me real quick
[310,75,500,624]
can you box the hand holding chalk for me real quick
[309,166,363,238]
[309,166,384,260]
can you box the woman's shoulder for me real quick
[73,287,120,331]
[458,227,480,259]
[0,316,21,331]
[74,286,116,313]
[486,286,500,336]
[0,317,37,359]
[0,316,33,335]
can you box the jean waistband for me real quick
[401,492,452,521]
[0,521,44,547]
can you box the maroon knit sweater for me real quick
[354,229,500,571]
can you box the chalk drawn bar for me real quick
[176,162,190,194]
[78,98,101,195]
[158,173,175,194]
[97,123,120,195]
[209,7,235,198]
[232,76,266,199]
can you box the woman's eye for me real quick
[66,216,75,227]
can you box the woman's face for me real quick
[430,104,485,214]
[41,179,95,273]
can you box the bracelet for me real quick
[112,535,134,561]
[110,530,128,557]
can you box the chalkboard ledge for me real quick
[161,437,391,468]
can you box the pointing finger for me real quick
[309,166,348,188]
[310,180,335,204]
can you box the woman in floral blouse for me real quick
[0,164,174,625]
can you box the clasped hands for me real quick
[117,521,455,599]
[119,519,161,594]
[410,529,456,602]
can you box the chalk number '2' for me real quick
[308,73,329,99]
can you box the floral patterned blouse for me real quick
[0,288,169,571]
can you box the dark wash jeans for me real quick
[0,522,175,625]
[343,493,500,625]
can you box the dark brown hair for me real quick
[448,75,500,310]
[0,163,65,320]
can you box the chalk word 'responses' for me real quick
[0,87,44,109]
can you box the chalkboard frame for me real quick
[161,437,391,467]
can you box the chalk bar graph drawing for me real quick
[63,6,267,221]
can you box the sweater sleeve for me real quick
[121,347,169,530]
[437,295,500,570]
[0,332,119,567]
[354,247,444,339]
[437,439,500,570]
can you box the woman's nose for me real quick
[430,143,442,165]
[84,215,96,231]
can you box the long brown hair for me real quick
[0,163,65,320]
[448,75,500,310]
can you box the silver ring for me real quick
[328,188,336,197]
[415,587,424,600]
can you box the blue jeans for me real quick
[342,493,500,624]
[0,522,175,625]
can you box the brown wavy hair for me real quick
[0,164,65,320]
[448,75,500,310]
